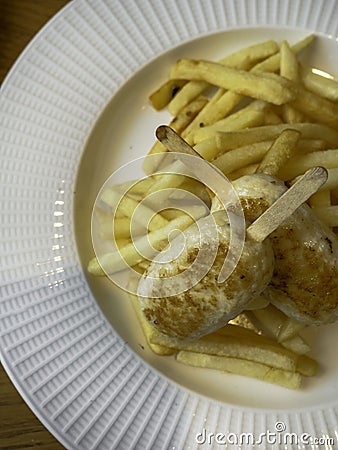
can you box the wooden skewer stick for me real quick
[156,125,328,243]
[246,165,327,242]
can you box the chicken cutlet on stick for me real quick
[137,126,327,340]
[231,173,338,326]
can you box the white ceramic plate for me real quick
[1,1,338,449]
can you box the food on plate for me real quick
[88,35,338,388]
[137,207,275,340]
[232,174,338,325]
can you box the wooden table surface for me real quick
[0,3,71,448]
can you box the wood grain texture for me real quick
[0,3,70,449]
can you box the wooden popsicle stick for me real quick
[156,125,237,205]
[246,166,327,242]
[156,125,203,159]
[157,125,328,243]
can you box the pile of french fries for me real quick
[89,35,338,389]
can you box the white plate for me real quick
[1,1,338,449]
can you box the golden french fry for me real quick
[178,36,313,126]
[212,141,272,175]
[227,163,259,180]
[101,188,169,232]
[128,277,175,356]
[244,308,309,355]
[312,205,338,227]
[181,88,227,138]
[143,96,209,174]
[170,59,295,106]
[149,79,187,110]
[300,65,338,102]
[281,105,306,124]
[280,40,299,81]
[278,317,306,342]
[216,123,338,150]
[319,168,338,191]
[244,304,305,343]
[88,213,194,275]
[290,85,338,129]
[263,108,284,125]
[95,208,131,240]
[170,96,209,134]
[251,34,314,73]
[245,295,270,310]
[179,59,254,136]
[282,335,310,355]
[168,39,279,115]
[193,137,219,161]
[255,129,301,176]
[280,41,304,125]
[192,109,265,144]
[151,326,302,372]
[278,149,338,180]
[296,355,318,377]
[168,80,211,116]
[214,39,278,69]
[309,189,331,208]
[176,350,302,389]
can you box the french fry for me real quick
[95,208,132,240]
[309,189,331,208]
[101,188,169,232]
[280,40,299,81]
[300,65,338,102]
[170,96,209,134]
[280,41,305,124]
[170,59,295,106]
[281,105,305,124]
[143,96,209,173]
[174,39,310,130]
[212,141,272,175]
[168,39,279,115]
[181,88,227,139]
[244,307,309,355]
[193,137,218,161]
[296,355,318,377]
[245,294,270,310]
[128,277,175,355]
[216,123,338,150]
[151,326,302,372]
[101,217,132,240]
[180,59,251,136]
[88,213,194,275]
[255,129,301,176]
[176,350,302,389]
[282,335,310,355]
[227,163,259,180]
[251,34,314,73]
[312,205,338,227]
[244,305,305,343]
[319,168,338,191]
[263,108,284,125]
[278,149,338,180]
[290,85,338,129]
[192,109,265,144]
[278,317,306,342]
[149,79,187,110]
[152,324,318,377]
[182,36,314,127]
[145,159,188,195]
